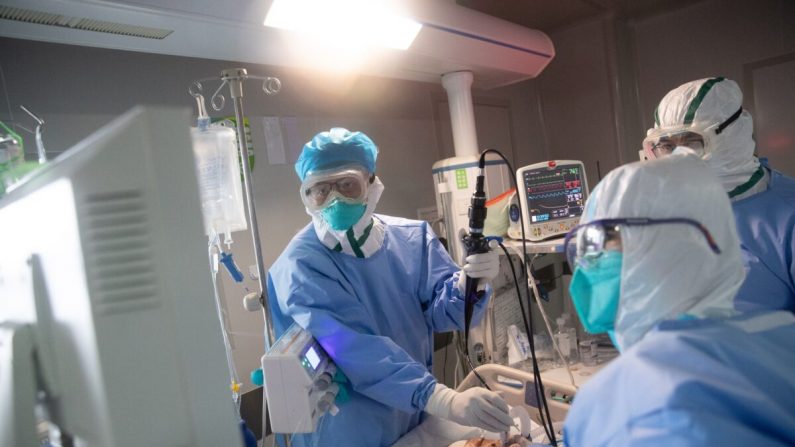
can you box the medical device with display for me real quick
[261,323,339,434]
[0,107,240,447]
[513,160,589,241]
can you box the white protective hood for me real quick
[652,77,759,192]
[584,154,745,350]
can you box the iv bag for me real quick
[191,125,248,239]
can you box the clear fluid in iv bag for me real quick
[191,125,248,239]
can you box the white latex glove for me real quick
[424,384,513,433]
[457,241,500,296]
[462,249,500,280]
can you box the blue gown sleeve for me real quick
[267,261,437,414]
[419,224,491,333]
[612,408,787,447]
[787,218,795,310]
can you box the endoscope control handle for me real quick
[461,234,490,299]
[462,169,489,355]
[462,171,490,304]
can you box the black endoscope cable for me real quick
[478,149,558,446]
[499,244,555,442]
[461,158,494,392]
[458,149,557,444]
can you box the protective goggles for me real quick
[563,217,721,269]
[642,107,742,160]
[643,130,707,159]
[300,166,371,211]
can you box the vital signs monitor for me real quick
[512,160,589,241]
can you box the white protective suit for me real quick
[564,154,795,446]
[647,77,795,314]
[648,77,761,193]
[585,153,745,350]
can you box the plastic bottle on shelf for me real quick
[562,313,580,361]
[555,315,579,365]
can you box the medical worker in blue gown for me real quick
[267,128,513,447]
[643,77,795,313]
[562,154,795,446]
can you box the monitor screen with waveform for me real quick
[522,165,585,223]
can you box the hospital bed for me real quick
[458,364,577,425]
[392,363,580,446]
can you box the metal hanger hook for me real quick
[262,77,282,95]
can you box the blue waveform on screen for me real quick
[528,190,567,200]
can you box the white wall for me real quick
[533,17,624,187]
[633,0,795,127]
[510,0,795,187]
[632,0,795,175]
[750,57,795,175]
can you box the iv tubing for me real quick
[208,236,242,412]
[525,258,577,389]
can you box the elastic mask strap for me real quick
[715,107,743,135]
[728,166,765,198]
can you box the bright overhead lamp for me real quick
[264,0,422,51]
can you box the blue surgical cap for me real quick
[295,128,378,181]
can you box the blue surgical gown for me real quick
[266,215,489,447]
[563,311,795,446]
[732,159,795,313]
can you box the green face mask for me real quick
[568,251,623,335]
[320,199,366,231]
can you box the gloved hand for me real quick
[462,249,500,280]
[457,241,500,296]
[424,384,513,433]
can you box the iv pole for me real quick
[190,68,281,349]
[222,68,279,348]
[189,68,286,446]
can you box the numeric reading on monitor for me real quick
[524,166,584,223]
[514,160,589,241]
